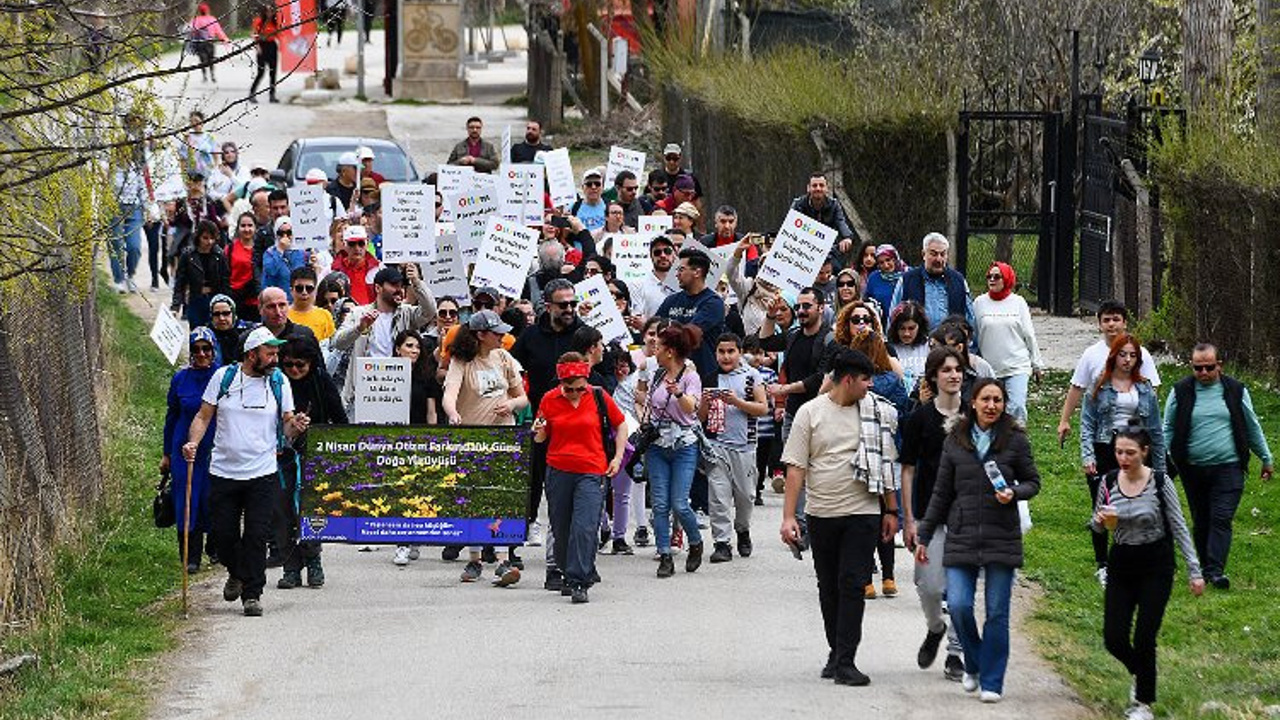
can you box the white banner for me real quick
[435,164,474,221]
[285,185,330,252]
[497,163,545,227]
[604,145,646,189]
[607,232,651,287]
[427,224,470,302]
[757,209,838,302]
[575,274,630,344]
[149,306,186,365]
[701,243,737,286]
[444,184,500,264]
[381,183,436,263]
[353,357,412,425]
[470,217,540,300]
[542,147,577,210]
[638,214,673,236]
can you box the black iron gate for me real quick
[1078,112,1130,313]
[956,110,1072,314]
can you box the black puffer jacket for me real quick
[916,418,1040,568]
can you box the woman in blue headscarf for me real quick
[864,243,906,328]
[160,327,221,572]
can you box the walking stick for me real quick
[182,461,194,618]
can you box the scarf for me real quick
[987,261,1015,302]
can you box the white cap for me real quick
[337,151,359,167]
[663,143,682,156]
[342,225,368,242]
[273,216,292,234]
[246,178,270,195]
[582,166,604,183]
[243,326,285,353]
[357,146,375,161]
[305,167,328,184]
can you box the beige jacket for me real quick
[331,277,437,405]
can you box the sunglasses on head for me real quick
[293,284,314,293]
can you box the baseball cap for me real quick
[305,167,328,184]
[673,175,695,191]
[467,309,513,335]
[243,326,285,353]
[582,166,604,183]
[663,143,682,156]
[246,177,270,195]
[673,202,700,220]
[473,286,500,302]
[337,151,359,167]
[357,146,375,161]
[273,216,292,234]
[649,235,675,251]
[342,225,368,242]
[373,267,404,285]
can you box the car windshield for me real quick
[296,145,416,183]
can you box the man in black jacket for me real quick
[791,173,854,263]
[510,120,552,163]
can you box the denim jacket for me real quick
[1081,380,1165,472]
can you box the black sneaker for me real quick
[1211,575,1231,590]
[277,570,302,590]
[611,538,634,555]
[685,542,703,573]
[480,546,498,564]
[821,653,836,679]
[918,628,945,669]
[599,527,611,550]
[460,561,483,582]
[305,557,325,587]
[737,530,753,558]
[508,549,525,570]
[943,654,965,681]
[544,571,564,592]
[657,554,675,578]
[242,598,263,617]
[709,542,733,563]
[223,576,243,602]
[833,665,870,686]
[571,585,589,604]
[441,545,462,562]
[633,526,651,547]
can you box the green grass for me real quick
[1022,366,1280,718]
[0,283,185,720]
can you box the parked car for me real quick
[276,137,421,187]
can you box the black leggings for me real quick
[250,41,279,99]
[1089,441,1120,567]
[1104,541,1174,705]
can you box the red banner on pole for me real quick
[277,0,319,74]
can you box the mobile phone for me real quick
[787,538,805,561]
[550,215,570,229]
[984,460,1009,493]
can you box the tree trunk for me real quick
[1261,0,1280,133]
[1182,0,1234,110]
[574,0,601,115]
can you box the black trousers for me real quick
[806,513,879,669]
[1180,463,1245,580]
[275,452,321,573]
[211,474,275,600]
[1089,441,1120,567]
[1104,541,1174,705]
[250,42,279,99]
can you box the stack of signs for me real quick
[427,221,469,302]
[574,274,630,343]
[637,215,673,236]
[542,147,577,209]
[497,164,545,227]
[435,164,474,221]
[604,146,645,188]
[381,184,436,263]
[286,185,330,251]
[756,209,837,302]
[470,217,540,299]
[353,358,412,425]
[149,306,187,365]
[608,232,651,287]
[444,182,499,264]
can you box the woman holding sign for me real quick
[443,310,529,586]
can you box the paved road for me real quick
[144,34,1086,719]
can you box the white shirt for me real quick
[203,366,295,479]
[633,270,678,318]
[1070,338,1161,390]
[369,311,395,357]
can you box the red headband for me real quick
[556,362,591,380]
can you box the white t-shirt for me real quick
[633,271,678,318]
[1070,338,1161,391]
[202,366,295,480]
[369,311,395,357]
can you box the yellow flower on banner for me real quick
[323,491,343,502]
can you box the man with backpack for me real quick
[183,327,311,617]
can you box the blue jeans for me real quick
[109,204,144,284]
[1002,373,1030,425]
[545,468,604,589]
[946,563,1016,694]
[646,443,701,553]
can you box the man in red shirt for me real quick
[358,146,386,185]
[330,225,379,304]
[657,175,697,214]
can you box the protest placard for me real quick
[604,145,646,188]
[286,185,330,251]
[427,223,470,301]
[638,214,673,236]
[756,209,838,302]
[353,357,412,425]
[542,147,577,209]
[149,306,186,365]
[501,124,512,164]
[300,424,532,545]
[381,183,437,263]
[698,243,737,287]
[436,164,474,220]
[574,274,631,343]
[470,217,540,299]
[444,184,500,263]
[608,232,651,287]
[497,164,546,226]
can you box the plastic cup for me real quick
[1100,504,1118,530]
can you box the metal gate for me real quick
[1078,113,1130,313]
[956,110,1071,313]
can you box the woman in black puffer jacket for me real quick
[915,378,1040,704]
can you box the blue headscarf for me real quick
[189,326,223,371]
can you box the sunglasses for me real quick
[346,240,366,247]
[438,309,459,318]
[211,310,233,318]
[277,229,293,237]
[561,384,588,394]
[850,315,873,325]
[281,360,309,369]
[1193,363,1218,372]
[584,181,602,187]
[986,273,1003,281]
[552,300,579,310]
[795,302,816,310]
[652,247,674,256]
[837,281,858,288]
[293,284,315,293]
[191,345,214,355]
[622,185,639,192]
[585,267,602,275]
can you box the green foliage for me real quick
[0,285,181,719]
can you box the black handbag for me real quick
[624,367,672,480]
[152,470,176,528]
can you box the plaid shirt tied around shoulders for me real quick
[852,392,900,495]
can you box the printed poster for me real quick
[381,183,436,263]
[756,209,837,302]
[353,357,412,425]
[286,184,329,251]
[469,217,540,300]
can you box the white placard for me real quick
[608,232,651,287]
[757,209,838,302]
[444,185,500,264]
[604,145,646,189]
[470,217,540,299]
[638,215,673,236]
[542,147,577,210]
[381,183,437,263]
[286,185,330,251]
[354,357,412,425]
[574,274,631,344]
[497,163,546,226]
[699,243,737,286]
[436,164,474,221]
[427,225,470,302]
[149,306,186,365]
[501,124,512,164]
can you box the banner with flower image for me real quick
[299,424,531,545]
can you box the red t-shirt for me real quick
[539,386,625,475]
[227,240,259,306]
[331,253,380,306]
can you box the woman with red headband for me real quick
[532,352,628,604]
[972,261,1044,425]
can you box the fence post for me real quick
[955,113,971,276]
[586,24,609,117]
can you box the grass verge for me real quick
[0,283,183,720]
[1023,367,1280,718]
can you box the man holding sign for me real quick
[331,266,437,408]
[790,173,855,264]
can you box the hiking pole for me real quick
[182,461,194,618]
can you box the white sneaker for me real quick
[407,545,420,561]
[393,545,410,566]
[1125,703,1154,720]
[526,521,543,547]
[894,530,905,548]
[125,278,139,293]
[979,691,1001,704]
[696,511,710,529]
[1096,566,1109,588]
[114,281,128,294]
[962,673,979,692]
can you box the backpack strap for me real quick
[216,363,240,401]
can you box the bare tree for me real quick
[1261,0,1280,131]
[1183,0,1235,109]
